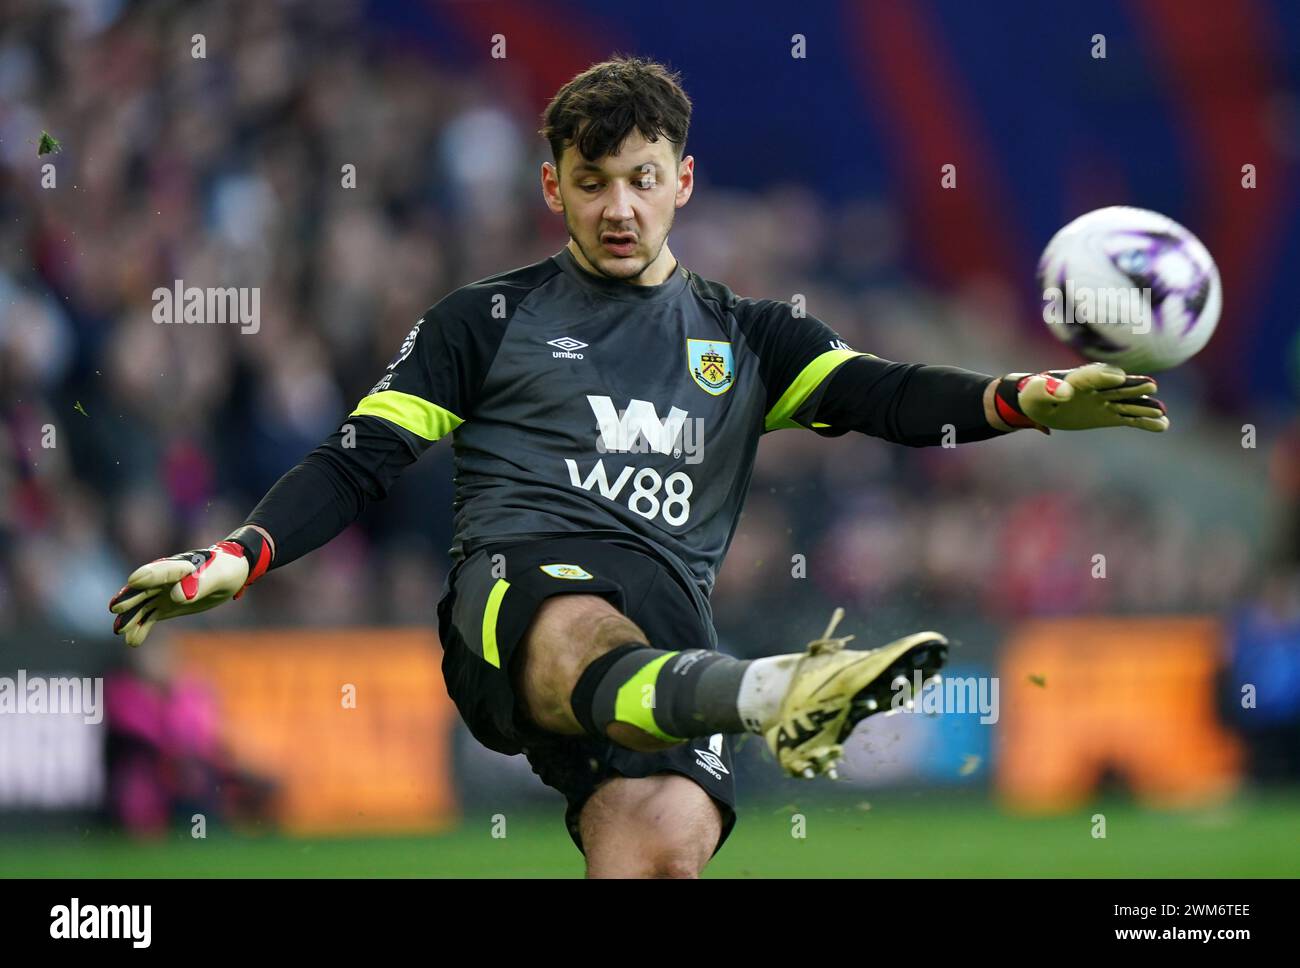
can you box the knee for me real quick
[648,849,706,879]
[581,776,721,879]
[587,841,707,879]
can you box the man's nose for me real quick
[603,181,635,223]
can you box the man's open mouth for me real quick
[601,232,637,255]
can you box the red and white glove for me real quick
[109,526,272,647]
[992,362,1169,434]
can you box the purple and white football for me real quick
[1038,205,1221,372]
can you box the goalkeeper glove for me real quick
[992,362,1169,433]
[109,525,273,647]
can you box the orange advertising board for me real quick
[175,629,458,835]
[998,617,1242,811]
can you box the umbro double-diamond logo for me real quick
[547,337,587,360]
[694,732,729,779]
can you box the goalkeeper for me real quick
[110,57,1167,878]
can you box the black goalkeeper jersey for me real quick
[247,247,1004,621]
[351,248,867,616]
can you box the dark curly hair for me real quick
[540,56,692,169]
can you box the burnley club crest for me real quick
[687,339,734,396]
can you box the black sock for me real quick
[569,644,749,742]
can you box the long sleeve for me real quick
[808,355,1004,446]
[732,297,1004,446]
[244,282,513,567]
[244,415,423,568]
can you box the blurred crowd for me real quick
[1,0,1295,691]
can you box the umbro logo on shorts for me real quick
[694,732,729,779]
[547,337,587,360]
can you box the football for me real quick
[1038,205,1221,372]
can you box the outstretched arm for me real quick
[793,355,1000,445]
[736,296,1167,444]
[808,356,1168,445]
[107,412,429,647]
[109,283,508,647]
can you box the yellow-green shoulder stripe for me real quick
[350,390,463,441]
[764,349,869,432]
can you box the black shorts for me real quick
[437,535,737,854]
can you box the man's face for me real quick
[542,129,693,284]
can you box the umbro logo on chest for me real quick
[544,336,738,397]
[546,337,587,360]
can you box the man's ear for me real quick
[675,154,695,207]
[541,161,565,214]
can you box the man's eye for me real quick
[579,183,601,193]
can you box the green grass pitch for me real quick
[4,792,1297,878]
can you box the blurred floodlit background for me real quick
[0,0,1297,875]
